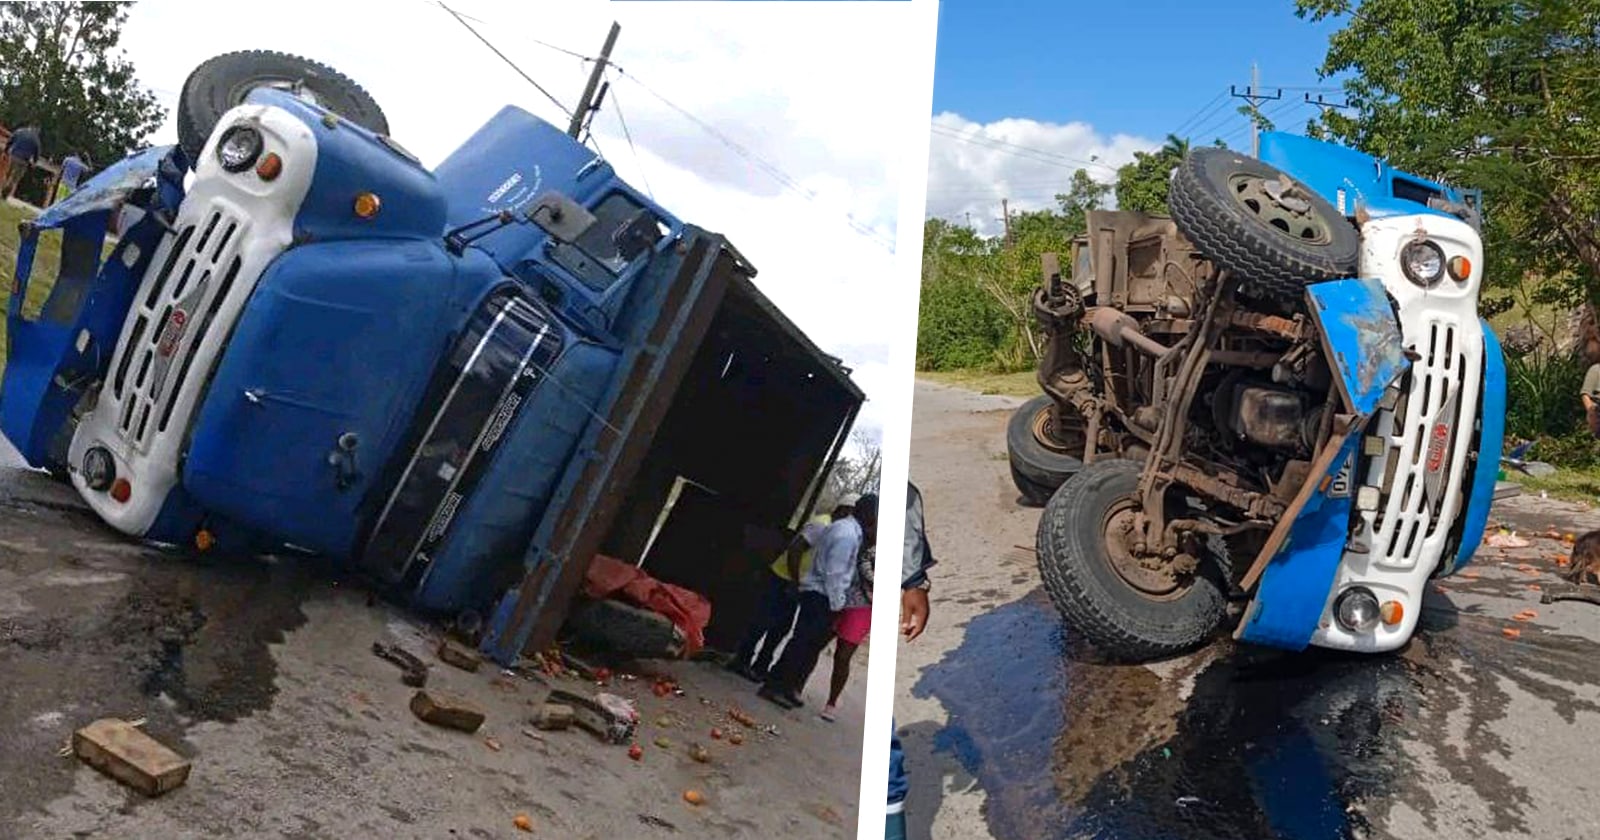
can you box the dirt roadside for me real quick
[895,379,1600,840]
[0,447,866,839]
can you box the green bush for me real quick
[1504,347,1586,441]
[916,275,1012,370]
[1525,430,1600,469]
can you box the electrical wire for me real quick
[606,69,655,201]
[1168,88,1231,138]
[929,123,1121,174]
[435,1,573,119]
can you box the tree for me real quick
[818,430,881,512]
[1294,0,1600,322]
[1115,134,1190,215]
[1055,168,1111,232]
[0,2,165,169]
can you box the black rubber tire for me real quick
[176,51,390,166]
[565,598,684,660]
[1168,146,1360,303]
[1007,395,1083,497]
[1010,462,1056,508]
[1035,459,1227,661]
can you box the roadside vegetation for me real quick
[919,0,1600,496]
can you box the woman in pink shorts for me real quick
[820,542,874,722]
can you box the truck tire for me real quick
[177,51,391,166]
[1007,395,1083,505]
[564,598,685,660]
[1035,459,1227,661]
[1168,147,1359,303]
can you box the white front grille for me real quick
[1372,317,1461,567]
[108,204,247,451]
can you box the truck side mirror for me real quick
[525,192,598,243]
[613,209,662,263]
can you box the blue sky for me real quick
[933,0,1347,143]
[926,0,1354,230]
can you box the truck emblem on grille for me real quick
[156,309,189,357]
[1426,422,1449,472]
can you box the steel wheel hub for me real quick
[1102,499,1186,599]
[1228,173,1332,245]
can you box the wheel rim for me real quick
[1031,405,1085,455]
[228,76,325,110]
[1227,172,1333,246]
[1101,498,1188,600]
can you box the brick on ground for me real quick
[72,718,191,797]
[410,689,486,733]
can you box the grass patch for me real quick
[1504,465,1600,504]
[917,367,1038,397]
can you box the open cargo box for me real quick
[481,228,864,664]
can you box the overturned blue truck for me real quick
[2,52,863,664]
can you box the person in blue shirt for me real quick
[759,493,878,709]
[888,482,934,840]
[2,124,41,201]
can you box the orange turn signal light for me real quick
[354,192,381,219]
[110,478,131,504]
[1447,255,1471,281]
[1380,600,1404,626]
[256,152,282,181]
[195,529,216,552]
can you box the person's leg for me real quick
[762,592,832,703]
[729,572,788,674]
[819,639,857,720]
[0,157,21,200]
[749,581,799,678]
[886,724,908,840]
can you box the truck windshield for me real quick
[550,192,664,292]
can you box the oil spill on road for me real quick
[0,480,330,829]
[915,585,1599,840]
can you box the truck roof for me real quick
[1256,131,1468,222]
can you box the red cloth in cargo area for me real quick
[582,555,712,656]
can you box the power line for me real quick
[1168,88,1231,138]
[606,69,655,201]
[929,123,1120,174]
[435,1,572,119]
[612,66,895,251]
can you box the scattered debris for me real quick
[638,813,678,832]
[513,813,533,832]
[1502,627,1522,640]
[549,689,636,744]
[484,737,502,752]
[727,708,756,728]
[529,703,574,731]
[72,718,191,797]
[1540,581,1600,606]
[709,727,723,740]
[629,744,644,761]
[1176,796,1204,808]
[1487,532,1531,549]
[728,732,744,746]
[410,689,486,733]
[596,693,638,724]
[654,736,673,749]
[683,789,705,806]
[690,743,710,763]
[372,641,429,687]
[437,638,483,673]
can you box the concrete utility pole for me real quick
[568,21,621,139]
[1000,198,1013,247]
[1230,62,1282,156]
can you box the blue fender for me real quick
[1441,323,1506,576]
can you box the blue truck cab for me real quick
[4,56,863,663]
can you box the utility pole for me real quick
[568,21,621,139]
[1230,62,1282,156]
[1000,199,1013,247]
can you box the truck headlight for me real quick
[1400,240,1445,288]
[82,446,115,491]
[1334,586,1381,632]
[216,125,263,172]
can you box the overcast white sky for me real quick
[925,112,1157,237]
[118,0,934,439]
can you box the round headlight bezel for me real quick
[1400,239,1446,288]
[216,124,264,173]
[1333,586,1382,633]
[82,446,115,491]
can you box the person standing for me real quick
[1583,358,1600,437]
[759,493,877,710]
[888,482,935,840]
[55,151,89,204]
[727,495,857,682]
[2,124,41,201]
[819,534,874,722]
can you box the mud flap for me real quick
[1236,278,1409,651]
[1,145,185,467]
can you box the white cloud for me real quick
[925,112,1158,236]
[116,0,930,437]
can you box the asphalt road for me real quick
[894,380,1600,840]
[0,444,867,839]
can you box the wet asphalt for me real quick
[897,381,1600,840]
